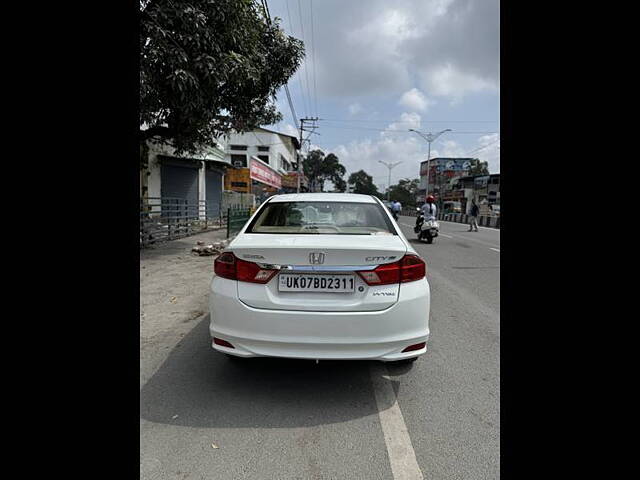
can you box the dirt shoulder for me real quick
[140,228,228,386]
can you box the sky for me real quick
[266,0,499,191]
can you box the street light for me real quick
[409,128,452,198]
[378,160,402,202]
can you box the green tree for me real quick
[468,158,490,176]
[387,178,420,207]
[303,150,347,192]
[348,170,380,196]
[140,0,304,154]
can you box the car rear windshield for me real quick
[245,201,397,235]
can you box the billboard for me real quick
[421,158,474,175]
[249,157,282,189]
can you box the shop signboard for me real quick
[282,172,299,188]
[249,157,282,189]
[224,167,251,193]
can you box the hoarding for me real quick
[224,167,251,193]
[249,157,282,189]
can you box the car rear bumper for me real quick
[209,276,430,361]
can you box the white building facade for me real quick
[224,127,300,175]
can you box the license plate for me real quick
[278,273,355,293]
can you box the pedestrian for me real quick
[469,199,479,232]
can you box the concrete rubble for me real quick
[191,239,228,256]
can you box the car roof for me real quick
[267,193,379,203]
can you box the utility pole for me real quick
[297,117,320,193]
[378,160,402,201]
[409,129,451,198]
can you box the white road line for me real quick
[490,248,500,253]
[399,222,498,249]
[370,363,424,480]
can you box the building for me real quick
[446,173,500,215]
[224,127,307,198]
[225,127,300,174]
[141,137,230,219]
[419,157,475,202]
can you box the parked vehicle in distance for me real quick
[209,193,430,363]
[443,201,462,214]
[490,204,500,216]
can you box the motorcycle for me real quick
[413,208,439,244]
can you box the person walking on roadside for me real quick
[469,200,479,232]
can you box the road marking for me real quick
[400,222,499,249]
[489,248,500,253]
[370,363,424,480]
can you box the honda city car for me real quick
[209,193,430,362]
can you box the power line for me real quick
[264,0,298,126]
[318,123,500,134]
[285,0,309,118]
[466,137,500,155]
[318,118,499,123]
[310,0,318,117]
[297,0,314,119]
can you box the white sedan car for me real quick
[209,193,430,363]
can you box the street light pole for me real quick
[409,129,452,198]
[378,160,402,201]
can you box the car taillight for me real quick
[214,252,236,279]
[400,254,426,283]
[356,254,426,285]
[214,252,278,284]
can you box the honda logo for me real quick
[309,252,325,265]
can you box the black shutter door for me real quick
[205,170,222,218]
[161,164,199,219]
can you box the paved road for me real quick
[140,216,500,480]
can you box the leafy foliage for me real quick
[387,178,420,207]
[303,150,347,192]
[347,170,380,196]
[140,0,305,154]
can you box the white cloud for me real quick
[423,63,498,103]
[386,112,422,133]
[398,88,434,112]
[278,0,497,101]
[330,115,499,191]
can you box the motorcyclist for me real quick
[419,195,437,223]
[391,200,402,220]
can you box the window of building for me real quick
[230,145,248,151]
[257,146,270,152]
[230,155,247,167]
[257,155,269,164]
